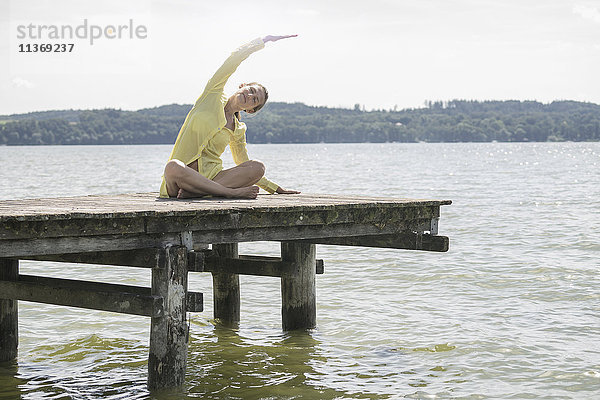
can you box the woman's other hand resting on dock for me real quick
[276,187,301,194]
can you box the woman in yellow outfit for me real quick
[160,35,300,199]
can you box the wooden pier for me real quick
[0,193,451,389]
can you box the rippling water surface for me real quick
[0,142,598,399]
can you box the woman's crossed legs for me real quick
[164,159,265,199]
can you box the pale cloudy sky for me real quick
[1,0,599,115]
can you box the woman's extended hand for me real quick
[263,34,298,43]
[276,187,301,194]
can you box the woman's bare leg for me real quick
[163,160,259,199]
[213,160,266,188]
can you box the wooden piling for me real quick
[211,243,240,327]
[280,242,316,330]
[0,259,18,362]
[148,246,189,389]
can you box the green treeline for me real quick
[0,100,599,145]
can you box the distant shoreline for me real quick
[1,100,599,145]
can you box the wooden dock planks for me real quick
[0,192,451,389]
[0,193,450,256]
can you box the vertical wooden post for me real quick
[280,242,316,330]
[0,259,18,362]
[211,243,240,327]
[148,246,188,390]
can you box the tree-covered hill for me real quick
[0,100,598,145]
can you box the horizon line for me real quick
[2,98,599,118]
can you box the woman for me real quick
[160,35,300,199]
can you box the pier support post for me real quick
[211,243,240,327]
[280,242,316,330]
[148,246,188,390]
[0,259,18,362]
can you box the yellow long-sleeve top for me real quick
[159,37,279,198]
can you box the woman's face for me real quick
[235,84,266,112]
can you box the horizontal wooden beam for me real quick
[0,215,147,241]
[10,248,326,277]
[15,247,200,271]
[0,233,182,258]
[0,275,162,317]
[301,233,449,252]
[17,248,167,268]
[1,205,441,242]
[0,216,435,258]
[146,206,441,236]
[240,254,324,275]
[0,275,203,315]
[198,254,324,277]
[190,219,435,246]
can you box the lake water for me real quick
[0,142,598,399]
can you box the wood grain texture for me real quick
[203,254,324,277]
[0,193,450,239]
[302,233,450,252]
[0,194,449,257]
[148,246,189,389]
[0,259,18,361]
[281,242,317,331]
[0,232,182,258]
[0,193,451,220]
[0,275,164,317]
[211,243,240,327]
[18,248,167,268]
[0,274,202,314]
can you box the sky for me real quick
[1,0,599,115]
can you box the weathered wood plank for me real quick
[0,218,435,258]
[0,192,447,241]
[0,193,452,221]
[0,275,163,317]
[189,219,436,245]
[203,254,324,277]
[1,206,439,241]
[0,259,18,362]
[15,249,326,275]
[281,242,316,330]
[0,233,182,258]
[8,274,202,313]
[302,233,449,252]
[145,205,440,236]
[148,246,188,389]
[0,217,146,241]
[17,248,167,268]
[211,243,240,327]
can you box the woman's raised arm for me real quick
[199,35,298,100]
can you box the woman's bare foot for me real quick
[177,188,198,199]
[229,186,259,199]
